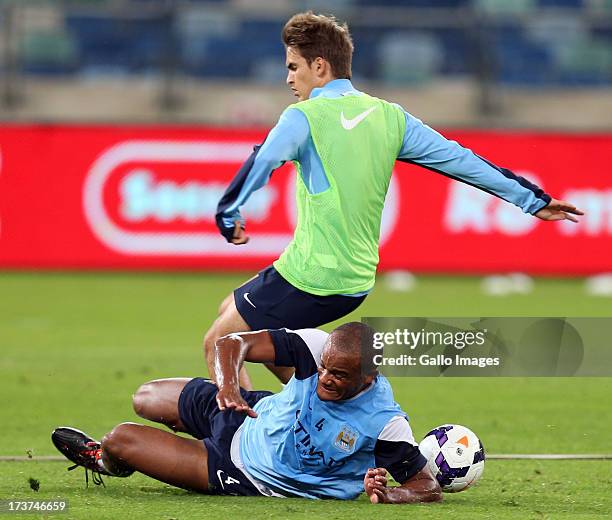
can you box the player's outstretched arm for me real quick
[213,331,276,417]
[396,110,586,221]
[534,198,584,222]
[364,467,442,505]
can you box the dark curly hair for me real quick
[328,322,378,376]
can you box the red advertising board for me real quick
[0,124,610,274]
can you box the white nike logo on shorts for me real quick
[340,106,377,130]
[217,470,241,490]
[243,292,256,308]
[217,470,226,490]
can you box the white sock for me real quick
[97,450,132,477]
[96,451,118,475]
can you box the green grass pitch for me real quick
[1,272,611,519]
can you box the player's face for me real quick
[285,46,323,101]
[317,347,375,401]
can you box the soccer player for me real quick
[52,322,442,504]
[207,12,583,388]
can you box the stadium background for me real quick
[1,1,611,519]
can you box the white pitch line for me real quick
[0,456,65,461]
[488,454,612,460]
[1,454,612,462]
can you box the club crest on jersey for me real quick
[334,425,359,453]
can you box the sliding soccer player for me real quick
[53,322,441,504]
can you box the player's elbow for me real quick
[403,469,443,504]
[421,478,443,503]
[214,331,276,364]
[417,469,443,503]
[254,150,282,175]
[215,333,243,351]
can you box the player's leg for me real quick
[205,294,293,384]
[203,295,254,389]
[53,379,266,495]
[124,378,268,495]
[101,422,209,492]
[217,291,235,316]
[132,378,191,432]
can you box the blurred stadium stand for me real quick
[0,0,610,127]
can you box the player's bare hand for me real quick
[364,468,389,504]
[535,198,584,223]
[216,386,258,418]
[231,220,249,245]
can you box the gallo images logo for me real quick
[83,140,400,256]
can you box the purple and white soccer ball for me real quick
[419,424,485,493]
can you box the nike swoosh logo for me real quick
[217,469,241,489]
[340,106,377,130]
[216,470,226,490]
[243,292,256,309]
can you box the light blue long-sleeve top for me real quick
[219,78,549,227]
[216,79,551,296]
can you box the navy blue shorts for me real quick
[234,266,367,331]
[178,377,273,496]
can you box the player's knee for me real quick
[102,423,139,459]
[203,323,220,356]
[203,295,233,355]
[218,294,233,315]
[132,382,155,418]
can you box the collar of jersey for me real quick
[309,79,360,99]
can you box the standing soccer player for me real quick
[207,12,583,387]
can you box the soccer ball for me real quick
[419,424,485,492]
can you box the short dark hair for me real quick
[282,12,354,79]
[328,322,378,376]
